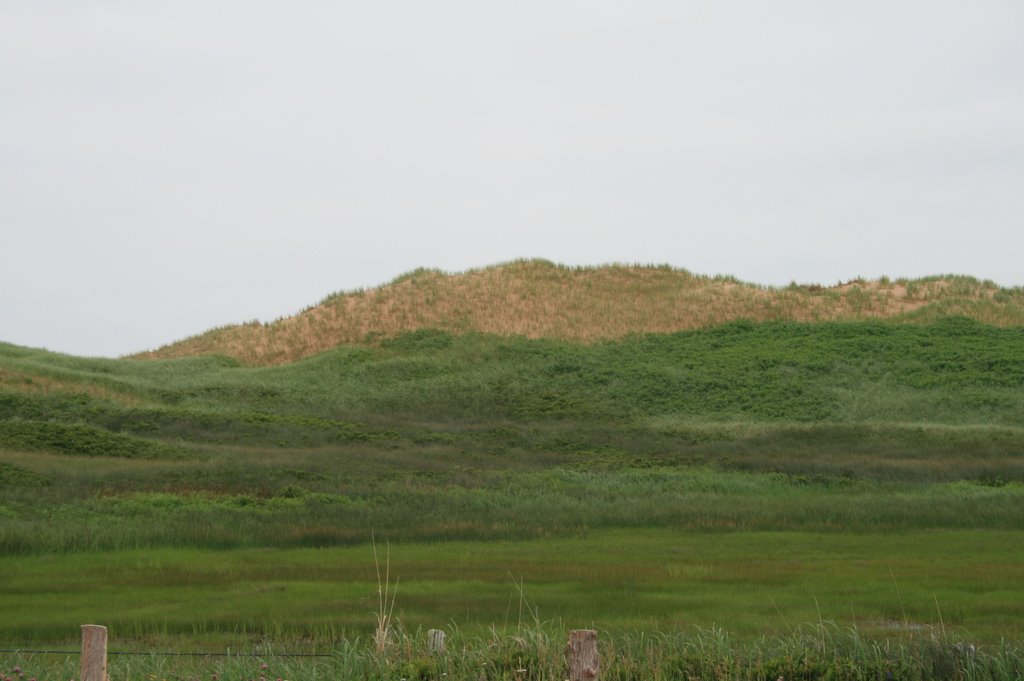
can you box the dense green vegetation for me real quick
[2,318,1023,676]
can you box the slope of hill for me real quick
[3,317,1024,554]
[131,259,1024,365]
[4,318,1024,645]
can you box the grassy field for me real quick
[3,530,1024,643]
[2,317,1024,678]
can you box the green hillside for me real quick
[2,317,1024,659]
[3,318,1024,551]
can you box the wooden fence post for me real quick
[567,629,599,681]
[81,625,108,681]
[427,628,446,654]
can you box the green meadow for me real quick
[2,318,1024,678]
[3,530,1024,643]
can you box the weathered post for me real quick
[427,628,447,654]
[80,625,108,681]
[567,629,599,681]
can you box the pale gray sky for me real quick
[2,1,1023,357]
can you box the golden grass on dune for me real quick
[130,260,1024,365]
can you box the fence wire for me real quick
[0,649,333,658]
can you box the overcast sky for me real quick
[2,2,1023,358]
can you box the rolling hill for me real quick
[131,259,1024,365]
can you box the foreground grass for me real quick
[4,624,1024,681]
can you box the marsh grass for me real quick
[373,538,399,654]
[3,529,1023,647]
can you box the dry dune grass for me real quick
[132,260,1024,365]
